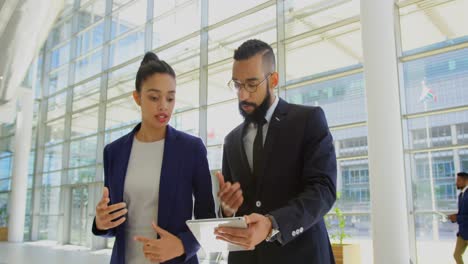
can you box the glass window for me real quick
[333,126,368,158]
[0,136,13,158]
[69,136,98,168]
[68,166,96,184]
[105,96,140,131]
[402,48,468,115]
[0,157,12,179]
[45,118,66,146]
[105,126,130,145]
[72,77,101,112]
[208,63,235,105]
[71,107,99,138]
[47,92,67,121]
[0,193,9,226]
[170,110,199,136]
[207,101,243,146]
[158,36,200,75]
[406,111,468,150]
[286,73,366,127]
[76,22,104,56]
[152,0,200,49]
[49,19,72,48]
[42,171,62,187]
[43,145,63,172]
[399,0,468,53]
[207,145,222,171]
[38,215,60,240]
[77,0,106,31]
[284,0,361,81]
[208,5,276,64]
[40,186,61,215]
[107,61,139,100]
[48,65,70,94]
[75,48,103,82]
[173,74,199,112]
[208,0,270,25]
[109,30,145,67]
[111,0,147,39]
[50,42,71,70]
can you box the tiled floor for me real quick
[1,239,467,264]
[0,241,111,264]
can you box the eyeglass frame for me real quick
[227,72,273,93]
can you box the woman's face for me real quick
[133,73,176,130]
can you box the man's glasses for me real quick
[227,73,272,93]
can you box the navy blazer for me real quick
[222,99,337,264]
[458,192,468,240]
[92,124,216,264]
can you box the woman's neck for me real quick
[136,122,166,142]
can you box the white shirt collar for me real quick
[462,186,468,194]
[265,95,279,123]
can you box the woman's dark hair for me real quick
[135,52,176,92]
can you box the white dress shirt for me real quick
[243,96,279,172]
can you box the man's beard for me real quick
[238,88,271,124]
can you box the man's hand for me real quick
[214,213,272,250]
[216,171,244,217]
[449,214,457,223]
[134,222,185,263]
[95,187,127,230]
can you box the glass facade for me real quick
[0,0,466,263]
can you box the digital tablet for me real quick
[186,217,249,252]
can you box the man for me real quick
[215,39,337,264]
[450,172,468,264]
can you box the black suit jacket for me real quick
[222,98,337,264]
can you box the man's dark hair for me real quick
[233,39,276,73]
[458,172,468,179]
[135,52,176,92]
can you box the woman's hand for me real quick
[134,222,185,263]
[95,187,127,230]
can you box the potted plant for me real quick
[0,204,8,241]
[325,192,361,264]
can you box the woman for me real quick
[92,52,216,264]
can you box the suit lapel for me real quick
[157,125,179,229]
[256,99,289,193]
[237,123,255,188]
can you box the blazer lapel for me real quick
[157,125,179,229]
[114,124,140,202]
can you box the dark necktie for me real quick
[253,118,267,182]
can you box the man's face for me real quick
[456,176,467,190]
[232,53,272,123]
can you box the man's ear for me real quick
[270,72,279,89]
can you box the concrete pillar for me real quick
[361,0,411,263]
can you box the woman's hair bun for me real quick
[141,52,160,66]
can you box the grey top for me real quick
[124,137,164,264]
